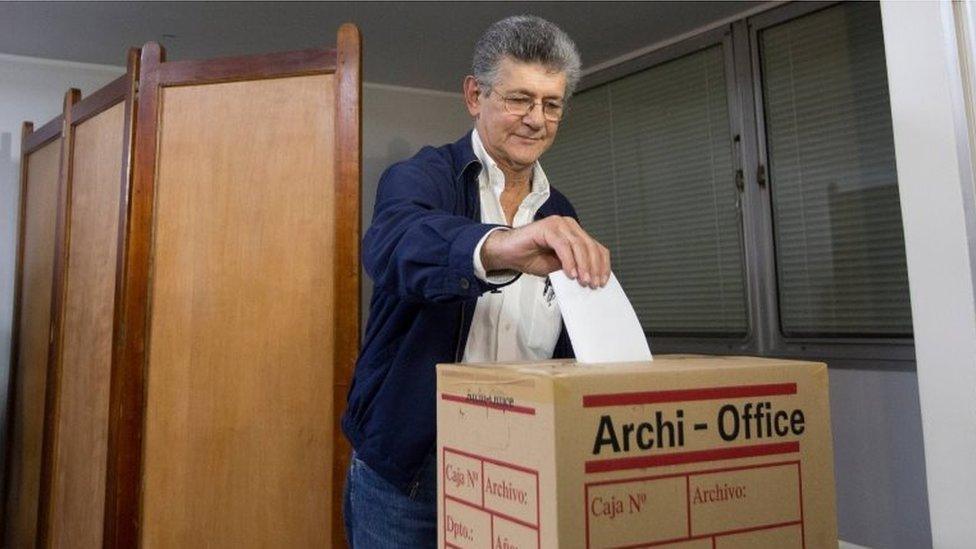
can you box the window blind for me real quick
[759,1,913,336]
[545,45,747,335]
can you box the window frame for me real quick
[572,25,758,354]
[745,1,915,365]
[560,1,915,368]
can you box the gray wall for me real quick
[828,364,930,548]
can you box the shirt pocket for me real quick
[525,281,562,359]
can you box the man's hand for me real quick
[481,216,611,288]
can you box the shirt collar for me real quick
[471,128,551,203]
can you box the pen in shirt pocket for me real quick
[543,276,555,307]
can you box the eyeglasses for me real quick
[482,87,565,122]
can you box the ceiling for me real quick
[0,1,765,92]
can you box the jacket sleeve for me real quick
[362,160,513,303]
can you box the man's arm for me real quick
[363,161,511,303]
[481,215,611,288]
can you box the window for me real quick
[757,1,911,337]
[545,42,747,337]
[543,1,913,357]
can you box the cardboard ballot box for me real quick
[436,355,837,549]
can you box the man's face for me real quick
[465,56,567,173]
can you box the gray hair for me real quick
[472,15,582,98]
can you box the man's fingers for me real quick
[591,243,609,287]
[548,232,578,279]
[530,216,612,286]
[567,234,593,285]
[584,237,606,288]
[564,219,602,288]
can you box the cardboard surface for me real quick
[437,355,837,549]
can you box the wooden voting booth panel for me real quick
[3,117,65,546]
[37,53,137,549]
[145,72,336,547]
[105,25,361,548]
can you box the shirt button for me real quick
[459,278,470,290]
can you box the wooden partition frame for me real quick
[333,24,362,549]
[34,48,139,548]
[2,106,70,546]
[103,25,361,548]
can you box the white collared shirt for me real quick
[463,129,563,363]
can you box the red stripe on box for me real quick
[585,441,799,473]
[441,393,536,415]
[582,383,797,407]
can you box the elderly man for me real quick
[342,15,610,547]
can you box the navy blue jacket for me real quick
[341,131,577,493]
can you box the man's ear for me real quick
[463,75,481,118]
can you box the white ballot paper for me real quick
[549,271,653,364]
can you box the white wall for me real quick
[0,53,125,470]
[880,2,976,547]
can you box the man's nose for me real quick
[522,102,545,128]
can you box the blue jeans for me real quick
[343,451,437,548]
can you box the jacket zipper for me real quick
[454,300,466,362]
[456,171,473,365]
